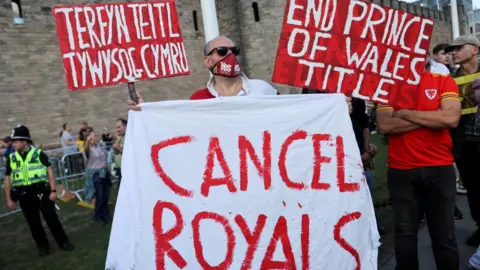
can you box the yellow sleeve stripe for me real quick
[376,106,393,111]
[441,92,459,96]
[441,97,461,102]
[431,73,448,77]
[441,94,460,99]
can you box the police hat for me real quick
[10,125,32,143]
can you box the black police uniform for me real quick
[6,125,74,256]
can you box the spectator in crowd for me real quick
[114,118,127,185]
[76,128,89,153]
[80,127,96,206]
[60,123,76,154]
[101,127,114,149]
[0,139,6,159]
[376,59,461,270]
[1,136,14,161]
[445,35,480,247]
[0,137,6,149]
[60,123,79,175]
[351,98,386,235]
[430,44,465,216]
[76,121,89,141]
[84,131,111,224]
[432,43,456,73]
[429,50,451,76]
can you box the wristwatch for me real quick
[51,189,57,193]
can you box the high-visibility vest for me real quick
[9,147,48,187]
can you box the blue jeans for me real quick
[84,169,97,204]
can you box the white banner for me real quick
[105,94,380,270]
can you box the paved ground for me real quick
[380,195,477,270]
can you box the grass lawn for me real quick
[0,134,392,269]
[370,133,390,205]
[0,185,119,270]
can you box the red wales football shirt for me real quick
[377,72,460,169]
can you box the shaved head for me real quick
[204,36,235,56]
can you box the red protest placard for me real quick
[52,0,189,91]
[272,0,434,107]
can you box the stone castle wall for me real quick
[0,0,453,145]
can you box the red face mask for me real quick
[210,53,242,77]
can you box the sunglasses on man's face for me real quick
[452,45,466,52]
[207,46,240,57]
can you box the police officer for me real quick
[4,125,74,256]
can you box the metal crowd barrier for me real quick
[60,152,87,202]
[0,168,22,218]
[0,144,118,218]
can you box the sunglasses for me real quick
[207,46,240,57]
[452,45,465,52]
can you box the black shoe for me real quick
[38,246,51,257]
[454,206,464,220]
[466,229,480,247]
[59,242,74,251]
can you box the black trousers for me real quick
[388,166,459,270]
[15,183,69,249]
[93,175,111,223]
[455,141,480,226]
[115,168,122,186]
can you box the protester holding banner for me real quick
[127,36,353,113]
[376,60,461,270]
[127,36,277,105]
[445,35,480,247]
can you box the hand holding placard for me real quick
[126,90,144,111]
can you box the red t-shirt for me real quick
[377,72,460,169]
[190,88,215,100]
[190,87,280,100]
